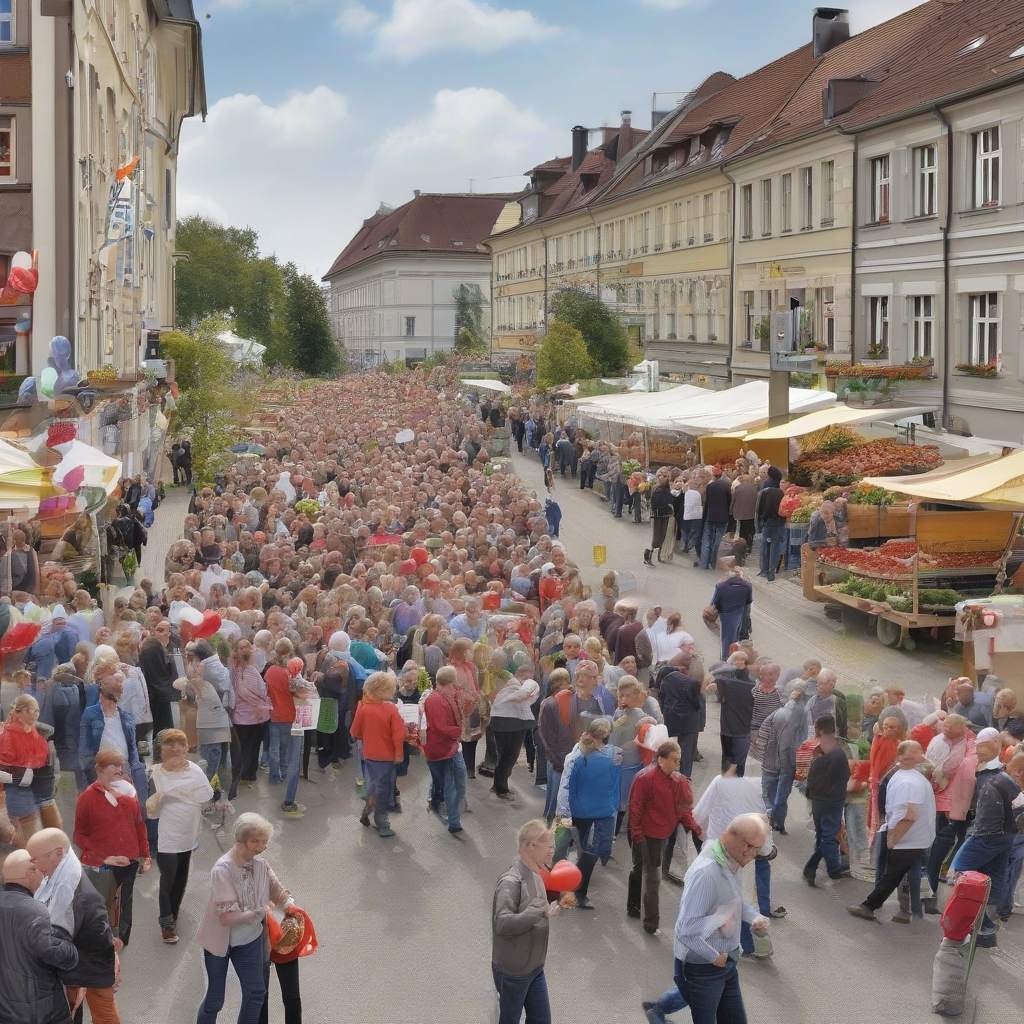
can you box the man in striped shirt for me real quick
[643,813,770,1024]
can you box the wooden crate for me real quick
[846,503,913,539]
[916,510,1016,554]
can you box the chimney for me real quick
[413,189,421,198]
[813,8,850,58]
[621,109,632,128]
[571,126,588,172]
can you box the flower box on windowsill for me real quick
[864,349,889,361]
[955,361,999,378]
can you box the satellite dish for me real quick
[395,429,415,444]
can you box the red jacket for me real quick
[422,689,462,761]
[350,698,406,761]
[73,782,150,866]
[265,665,295,724]
[628,764,698,845]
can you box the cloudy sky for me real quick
[179,0,926,277]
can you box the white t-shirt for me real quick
[150,761,215,853]
[692,775,767,842]
[883,768,937,850]
[99,710,129,758]
[683,489,702,520]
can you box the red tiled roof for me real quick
[322,192,516,280]
[599,46,819,202]
[735,0,1024,155]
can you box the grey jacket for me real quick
[777,693,810,769]
[0,884,78,1024]
[491,859,549,975]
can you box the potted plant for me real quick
[955,360,999,378]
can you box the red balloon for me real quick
[7,266,38,294]
[548,861,583,892]
[538,867,553,891]
[410,547,429,565]
[191,610,222,639]
[0,621,41,654]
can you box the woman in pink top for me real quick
[229,640,273,788]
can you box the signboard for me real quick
[593,544,607,566]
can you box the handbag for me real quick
[316,697,339,734]
[702,605,720,632]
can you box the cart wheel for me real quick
[876,617,902,647]
[841,609,863,633]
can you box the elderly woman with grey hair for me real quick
[196,812,302,1024]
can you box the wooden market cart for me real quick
[805,508,1023,650]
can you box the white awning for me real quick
[661,381,836,435]
[744,403,938,441]
[461,378,512,394]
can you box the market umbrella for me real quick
[50,440,122,495]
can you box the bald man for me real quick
[26,828,118,1023]
[0,848,78,1024]
[645,812,769,1024]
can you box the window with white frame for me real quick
[911,295,934,359]
[781,173,792,232]
[686,200,695,244]
[973,127,1000,208]
[0,117,12,177]
[0,0,12,43]
[404,316,416,337]
[719,188,730,239]
[654,206,665,249]
[913,145,937,217]
[670,202,682,247]
[869,296,889,353]
[642,211,650,251]
[703,193,714,242]
[870,155,890,223]
[760,179,772,235]
[821,160,835,225]
[802,167,813,229]
[969,292,999,365]
[667,313,677,338]
[740,185,752,238]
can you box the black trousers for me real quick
[863,846,925,911]
[260,958,302,1024]
[492,726,528,795]
[157,850,191,926]
[150,699,175,761]
[110,861,139,947]
[235,723,265,781]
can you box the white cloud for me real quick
[337,0,559,58]
[636,0,698,9]
[334,3,380,32]
[178,86,561,276]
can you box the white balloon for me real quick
[10,251,31,271]
[169,600,203,626]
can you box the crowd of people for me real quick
[0,367,1021,1024]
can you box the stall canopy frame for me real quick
[743,404,939,441]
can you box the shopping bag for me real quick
[316,697,339,734]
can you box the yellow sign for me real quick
[593,544,607,566]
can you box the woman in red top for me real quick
[73,749,152,946]
[350,672,406,837]
[0,693,51,848]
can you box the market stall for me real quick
[802,451,1024,650]
[957,595,1024,694]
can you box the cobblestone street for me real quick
[104,468,1021,1024]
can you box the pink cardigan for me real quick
[928,732,978,820]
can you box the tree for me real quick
[453,283,487,358]
[549,287,632,374]
[175,216,292,365]
[537,319,591,389]
[286,272,344,377]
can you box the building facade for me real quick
[0,0,204,478]
[323,192,516,366]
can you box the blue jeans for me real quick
[760,522,786,578]
[761,767,794,830]
[998,834,1024,918]
[740,858,772,954]
[699,522,727,569]
[364,758,397,829]
[683,957,747,1024]
[543,763,561,820]
[267,721,292,785]
[951,832,1016,932]
[680,519,702,554]
[427,751,467,830]
[492,964,551,1024]
[805,798,846,877]
[197,934,268,1024]
[653,957,690,1019]
[845,802,869,858]
[611,481,625,517]
[283,732,302,806]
